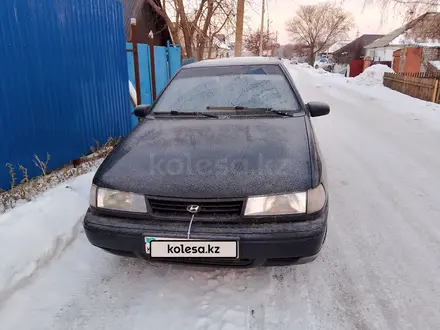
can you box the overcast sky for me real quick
[244,0,407,44]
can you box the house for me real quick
[333,34,384,64]
[121,0,172,46]
[176,28,231,59]
[211,34,232,58]
[229,45,255,57]
[261,41,280,57]
[327,40,351,53]
[317,40,352,60]
[365,12,440,62]
[393,46,440,73]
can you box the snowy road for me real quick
[2,65,440,330]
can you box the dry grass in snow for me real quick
[0,137,120,214]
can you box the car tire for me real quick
[315,65,319,69]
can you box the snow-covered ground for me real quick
[1,64,440,330]
[0,171,97,302]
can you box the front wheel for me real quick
[315,65,319,69]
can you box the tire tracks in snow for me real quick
[0,215,84,308]
[264,267,292,329]
[293,66,440,329]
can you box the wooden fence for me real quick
[394,72,440,79]
[383,72,440,103]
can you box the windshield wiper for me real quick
[206,106,294,117]
[154,110,219,118]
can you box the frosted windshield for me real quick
[152,65,300,112]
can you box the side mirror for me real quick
[133,104,151,118]
[307,102,330,117]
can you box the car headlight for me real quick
[89,184,147,213]
[244,184,326,216]
[306,184,326,214]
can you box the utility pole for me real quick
[234,0,245,57]
[267,18,271,55]
[267,18,270,38]
[259,0,265,56]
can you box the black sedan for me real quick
[84,57,330,267]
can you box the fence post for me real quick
[148,30,157,102]
[130,19,141,106]
[166,40,171,80]
[433,79,439,103]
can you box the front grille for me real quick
[148,197,244,219]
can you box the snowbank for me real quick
[0,169,97,299]
[316,68,330,75]
[291,63,393,86]
[287,62,440,132]
[298,62,312,69]
[351,64,394,86]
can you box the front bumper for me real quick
[83,206,328,267]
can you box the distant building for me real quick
[211,34,232,59]
[365,12,440,62]
[332,34,384,64]
[326,40,351,54]
[175,28,231,59]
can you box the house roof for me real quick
[121,0,145,39]
[333,34,385,55]
[326,40,352,53]
[365,12,440,48]
[429,60,440,70]
[213,36,231,50]
[121,0,172,45]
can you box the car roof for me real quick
[182,57,282,68]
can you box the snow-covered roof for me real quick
[365,12,440,49]
[326,40,351,53]
[365,26,407,49]
[390,34,440,48]
[429,60,440,70]
[213,36,230,50]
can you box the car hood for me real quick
[94,116,312,198]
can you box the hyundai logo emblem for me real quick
[187,205,200,214]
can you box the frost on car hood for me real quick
[94,117,312,198]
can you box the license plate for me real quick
[144,237,187,254]
[144,237,238,258]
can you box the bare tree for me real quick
[363,0,440,45]
[281,44,295,59]
[285,3,354,64]
[364,0,438,22]
[146,0,236,60]
[244,29,274,55]
[291,43,311,58]
[281,43,309,59]
[196,0,236,59]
